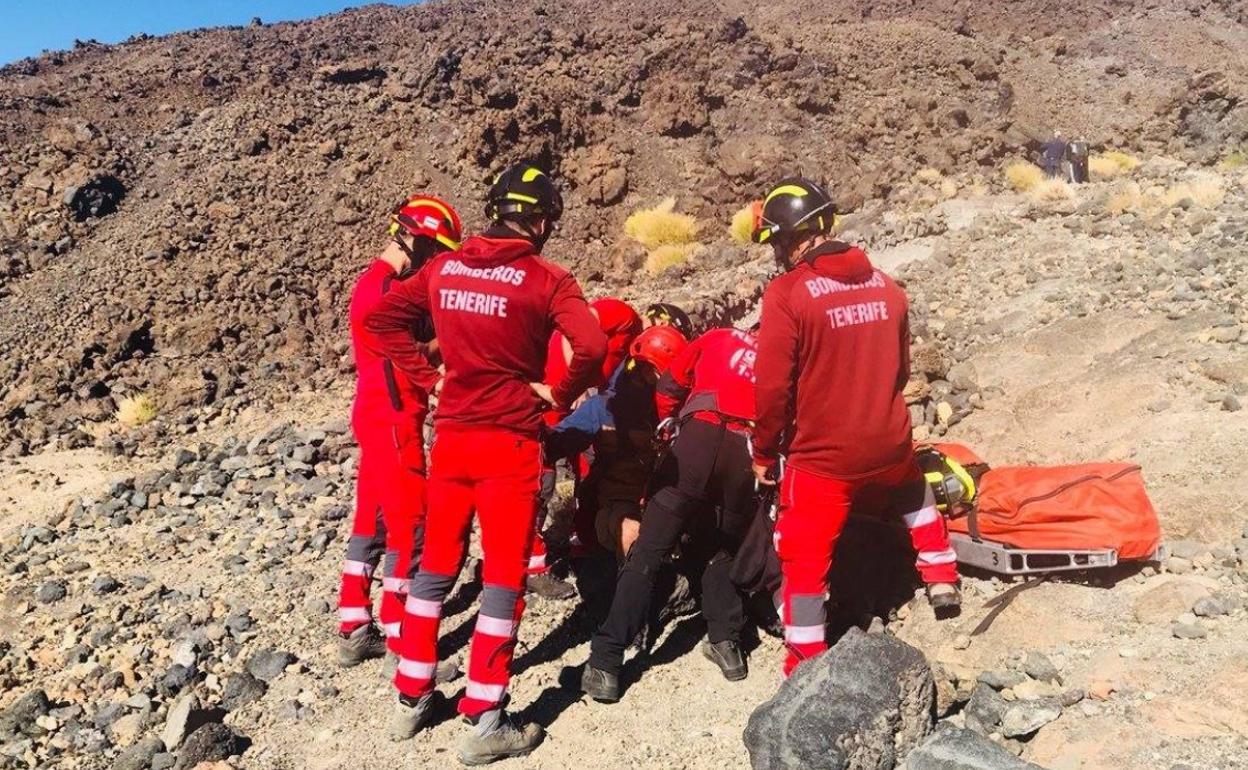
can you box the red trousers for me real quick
[394,429,542,718]
[775,457,958,676]
[337,417,426,654]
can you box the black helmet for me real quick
[643,302,693,339]
[485,161,564,223]
[752,177,836,245]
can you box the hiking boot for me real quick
[387,655,463,684]
[927,583,962,617]
[526,572,576,601]
[457,711,545,765]
[338,624,387,668]
[580,664,621,703]
[389,693,436,742]
[701,640,748,682]
[436,658,463,684]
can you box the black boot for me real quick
[526,572,577,601]
[701,639,748,681]
[580,664,621,703]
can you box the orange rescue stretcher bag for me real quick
[942,450,1161,560]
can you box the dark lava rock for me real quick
[36,579,68,603]
[0,689,51,740]
[63,173,126,221]
[112,734,166,770]
[173,722,244,769]
[906,726,1046,769]
[743,628,933,769]
[221,671,268,711]
[245,648,296,682]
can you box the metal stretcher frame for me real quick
[949,532,1167,576]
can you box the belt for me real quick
[689,410,754,434]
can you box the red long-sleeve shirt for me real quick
[543,297,642,426]
[655,328,757,424]
[752,242,913,479]
[364,230,607,437]
[348,259,434,427]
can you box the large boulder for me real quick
[744,628,934,769]
[905,727,1047,770]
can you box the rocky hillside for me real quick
[1,129,1246,770]
[0,0,1245,455]
[1,2,1248,768]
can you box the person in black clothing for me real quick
[1041,131,1069,178]
[545,325,688,562]
[580,328,759,703]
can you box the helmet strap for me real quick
[505,215,551,250]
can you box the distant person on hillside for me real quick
[366,162,605,764]
[1041,131,1069,178]
[336,195,462,668]
[750,178,961,677]
[1067,140,1090,183]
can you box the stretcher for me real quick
[920,444,1165,577]
[949,531,1166,576]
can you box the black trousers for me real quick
[588,418,755,674]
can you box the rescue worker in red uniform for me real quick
[527,297,642,600]
[581,327,758,703]
[365,162,606,764]
[337,195,462,667]
[641,302,694,339]
[749,178,961,677]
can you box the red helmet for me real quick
[389,194,463,251]
[629,325,688,374]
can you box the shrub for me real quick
[1105,174,1225,214]
[623,197,699,250]
[1089,150,1141,180]
[1161,174,1225,208]
[117,394,157,427]
[729,205,756,245]
[1030,177,1074,202]
[1106,182,1145,215]
[1005,161,1044,192]
[1219,150,1246,170]
[645,243,703,276]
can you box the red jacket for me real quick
[753,242,912,479]
[543,297,642,426]
[365,230,607,437]
[656,328,757,425]
[349,259,433,428]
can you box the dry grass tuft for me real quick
[1218,150,1246,170]
[1030,177,1074,202]
[1161,174,1226,208]
[1106,182,1145,215]
[914,167,944,185]
[729,205,756,245]
[1005,161,1045,192]
[624,197,700,251]
[1105,173,1226,214]
[117,394,158,428]
[1089,150,1141,180]
[644,243,703,276]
